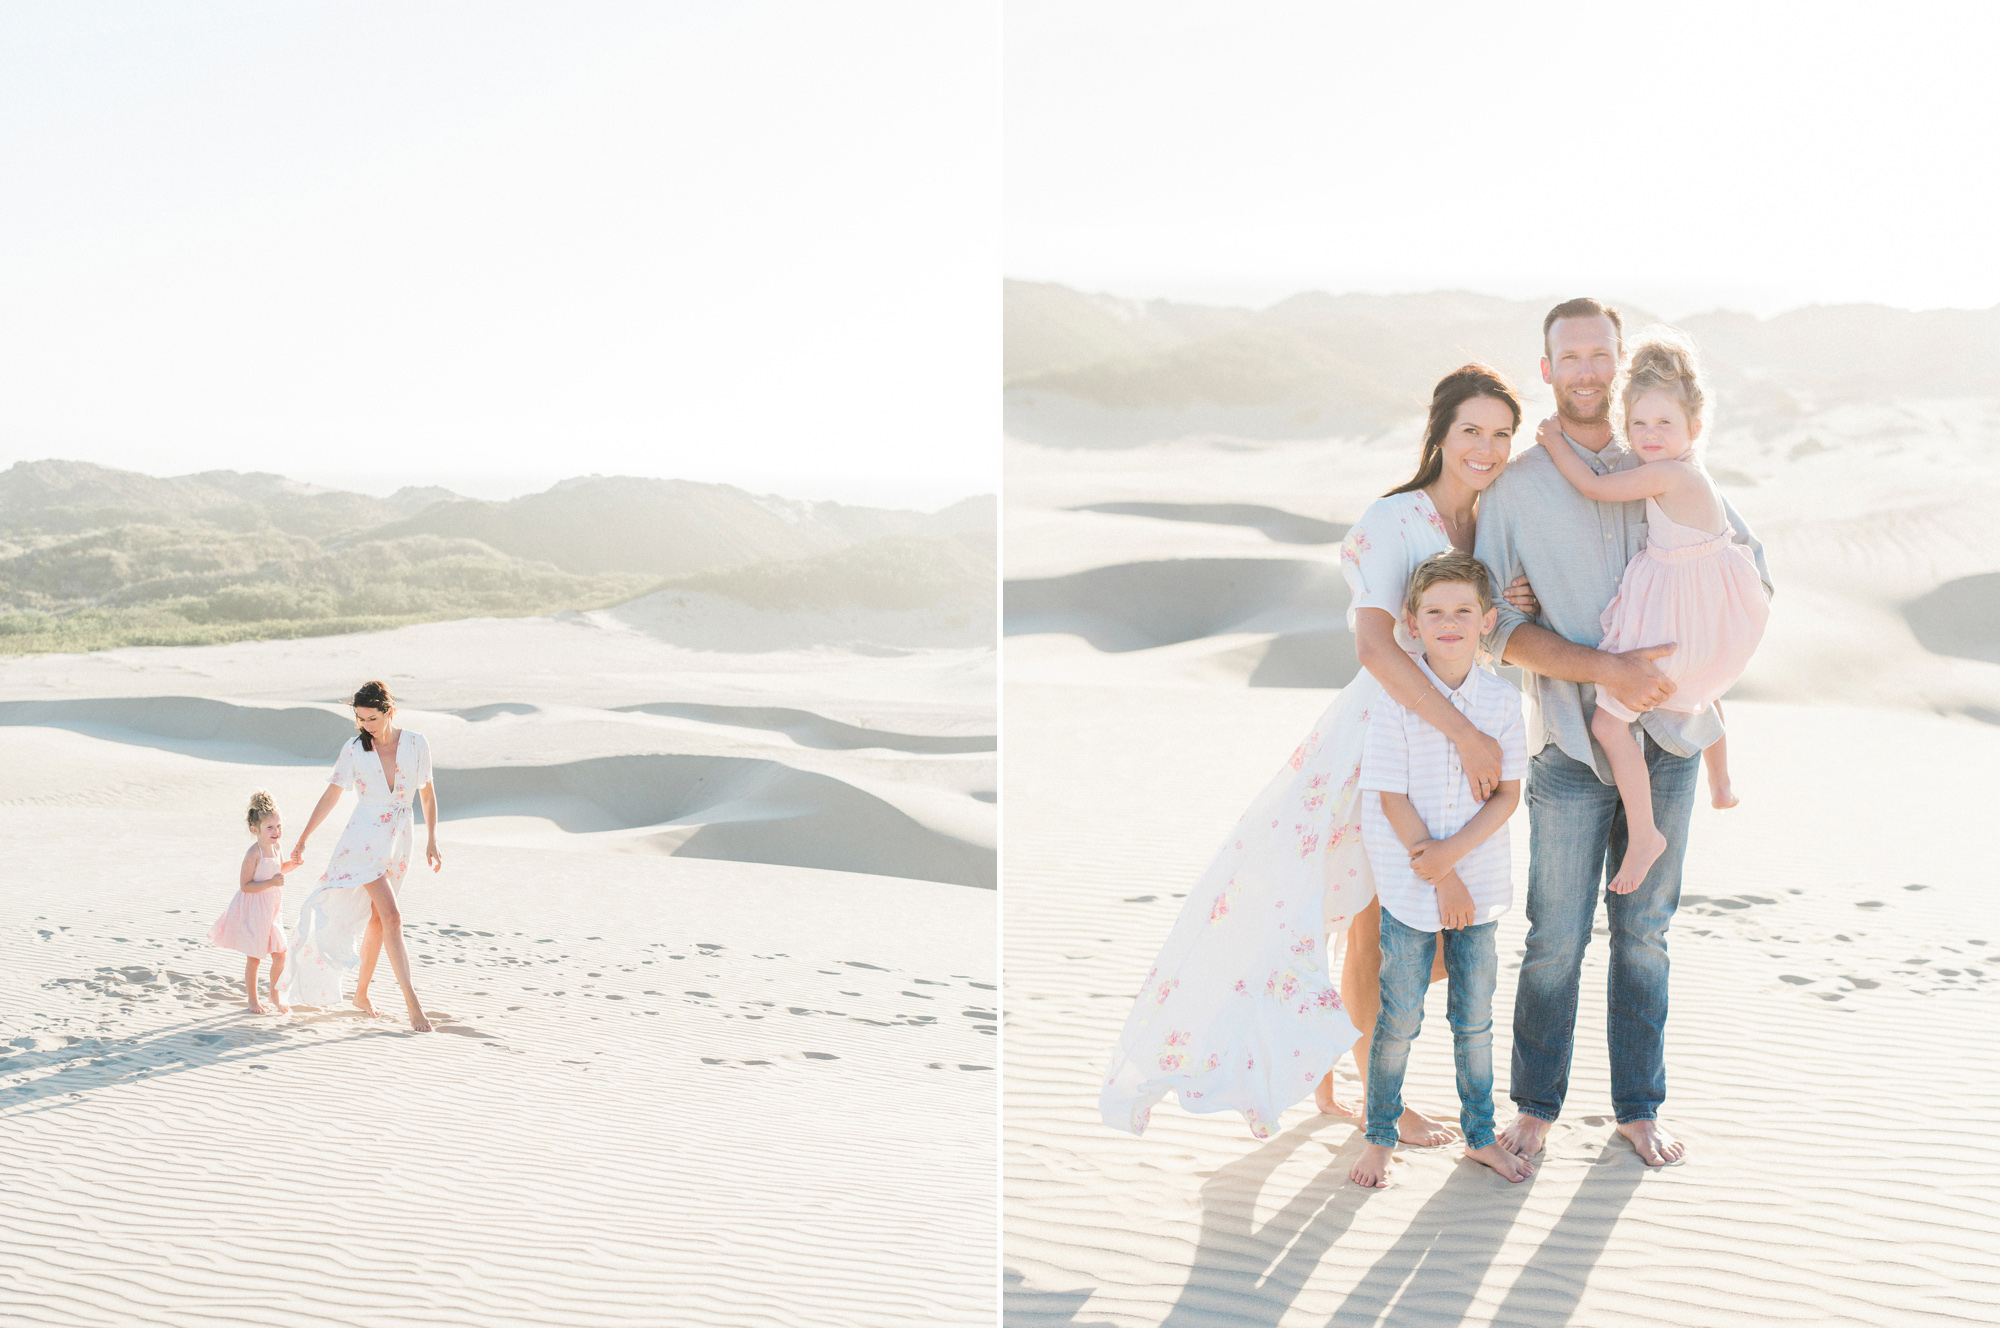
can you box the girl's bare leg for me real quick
[243,956,265,1013]
[1704,702,1738,809]
[1315,897,1457,1145]
[360,876,430,1032]
[1597,708,1667,893]
[267,952,289,1013]
[352,913,384,1016]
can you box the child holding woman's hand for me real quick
[208,790,307,1013]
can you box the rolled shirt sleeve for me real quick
[1473,479,1528,663]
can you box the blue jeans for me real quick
[1366,908,1499,1150]
[1510,737,1697,1125]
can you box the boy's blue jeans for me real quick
[1510,738,1696,1126]
[1365,907,1499,1150]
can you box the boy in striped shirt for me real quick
[1350,550,1533,1187]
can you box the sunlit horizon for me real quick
[1009,2,2000,322]
[0,2,1000,511]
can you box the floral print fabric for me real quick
[282,732,433,1006]
[1099,491,1453,1138]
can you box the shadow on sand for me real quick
[0,1005,406,1120]
[1130,1117,1646,1328]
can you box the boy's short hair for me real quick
[1404,549,1494,616]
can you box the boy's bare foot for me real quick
[1349,1143,1394,1188]
[352,991,377,1018]
[1710,783,1739,810]
[1314,1071,1361,1117]
[1496,1113,1552,1158]
[1399,1106,1459,1147]
[1465,1141,1534,1182]
[1608,827,1668,894]
[1617,1118,1686,1166]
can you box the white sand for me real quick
[0,609,995,1326]
[1003,434,2000,1326]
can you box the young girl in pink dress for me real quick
[1536,333,1770,893]
[209,790,307,1012]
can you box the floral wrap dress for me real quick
[282,731,433,1006]
[1099,490,1455,1138]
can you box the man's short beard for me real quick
[1557,387,1612,425]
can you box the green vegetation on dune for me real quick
[0,461,997,655]
[647,536,996,614]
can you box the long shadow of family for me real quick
[1102,298,1772,1191]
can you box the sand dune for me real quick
[613,701,995,753]
[1903,571,2000,665]
[1003,424,2000,1325]
[1006,559,1349,652]
[1067,501,1346,545]
[0,606,996,1326]
[448,753,993,888]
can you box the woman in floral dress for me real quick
[1101,365,1532,1141]
[282,680,441,1032]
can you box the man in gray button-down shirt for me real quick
[1473,299,1773,1168]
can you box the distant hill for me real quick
[0,462,996,655]
[649,535,996,615]
[361,477,993,577]
[1004,280,2000,448]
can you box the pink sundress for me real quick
[209,852,287,958]
[1594,496,1769,723]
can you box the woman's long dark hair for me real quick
[352,680,394,751]
[1383,364,1524,497]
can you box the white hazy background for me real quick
[1008,0,2000,317]
[0,1,999,507]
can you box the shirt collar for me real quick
[1416,653,1479,705]
[1560,428,1632,476]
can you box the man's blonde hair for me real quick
[1403,549,1494,616]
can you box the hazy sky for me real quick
[0,2,998,508]
[1008,1,2000,319]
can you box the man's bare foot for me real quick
[1710,783,1739,810]
[1399,1106,1460,1147]
[1496,1113,1552,1158]
[1608,827,1668,894]
[1349,1142,1394,1188]
[1314,1071,1361,1116]
[1465,1141,1534,1182]
[352,991,377,1018]
[1616,1118,1686,1166]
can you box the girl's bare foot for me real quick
[405,999,433,1033]
[270,1001,289,1014]
[1314,1071,1361,1116]
[352,991,377,1018]
[247,997,266,1014]
[1608,827,1668,894]
[1710,783,1739,810]
[1466,1141,1534,1181]
[1399,1106,1460,1147]
[1349,1143,1394,1188]
[1616,1118,1686,1166]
